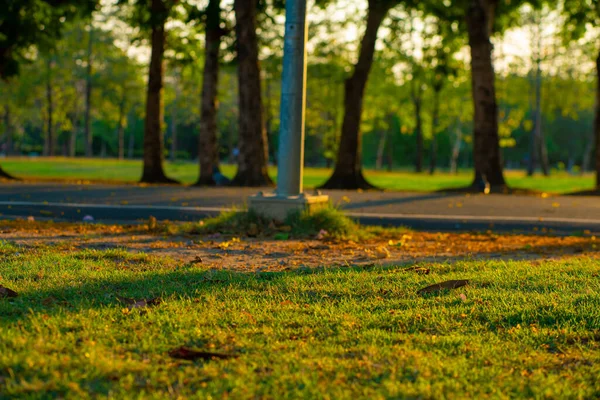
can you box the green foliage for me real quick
[0,0,98,78]
[285,207,362,239]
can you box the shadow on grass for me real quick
[1,237,598,324]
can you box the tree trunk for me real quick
[84,26,93,157]
[375,129,386,170]
[69,109,80,157]
[429,87,441,175]
[265,75,276,165]
[197,0,223,186]
[230,0,273,187]
[169,107,177,162]
[386,113,395,171]
[319,0,391,189]
[412,87,423,173]
[466,0,506,191]
[117,92,126,160]
[595,50,600,189]
[45,57,54,157]
[450,118,463,174]
[3,105,13,155]
[140,0,177,183]
[583,130,594,173]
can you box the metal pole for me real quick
[276,0,308,197]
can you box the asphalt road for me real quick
[1,182,599,234]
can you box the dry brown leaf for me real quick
[168,346,238,361]
[116,295,162,310]
[404,266,430,275]
[374,246,391,259]
[0,285,18,298]
[417,279,469,295]
[148,216,158,230]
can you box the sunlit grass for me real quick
[0,156,595,193]
[1,242,599,398]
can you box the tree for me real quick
[320,0,400,189]
[563,0,600,189]
[84,24,94,157]
[196,0,225,186]
[0,0,97,178]
[464,0,505,191]
[431,0,543,191]
[230,0,273,186]
[120,0,179,183]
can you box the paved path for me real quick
[1,182,599,233]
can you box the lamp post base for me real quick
[248,191,330,222]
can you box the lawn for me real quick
[1,224,600,398]
[0,156,595,193]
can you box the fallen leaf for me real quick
[417,279,469,295]
[374,246,390,259]
[168,346,238,361]
[404,266,430,275]
[458,293,467,302]
[148,216,157,230]
[316,229,328,240]
[116,295,162,310]
[0,285,18,298]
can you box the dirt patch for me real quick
[0,221,598,272]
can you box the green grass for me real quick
[1,157,595,193]
[1,241,599,398]
[186,206,366,240]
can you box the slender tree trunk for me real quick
[595,50,600,189]
[169,109,176,162]
[140,0,176,183]
[231,0,273,186]
[197,0,223,185]
[265,75,276,165]
[84,26,93,157]
[412,85,423,173]
[450,118,463,174]
[69,109,80,157]
[45,57,54,157]
[227,72,237,164]
[466,0,506,191]
[583,131,594,173]
[117,92,126,160]
[386,113,395,171]
[429,87,441,175]
[319,0,391,189]
[375,129,386,170]
[3,105,13,155]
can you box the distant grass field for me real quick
[0,157,595,193]
[1,240,599,398]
